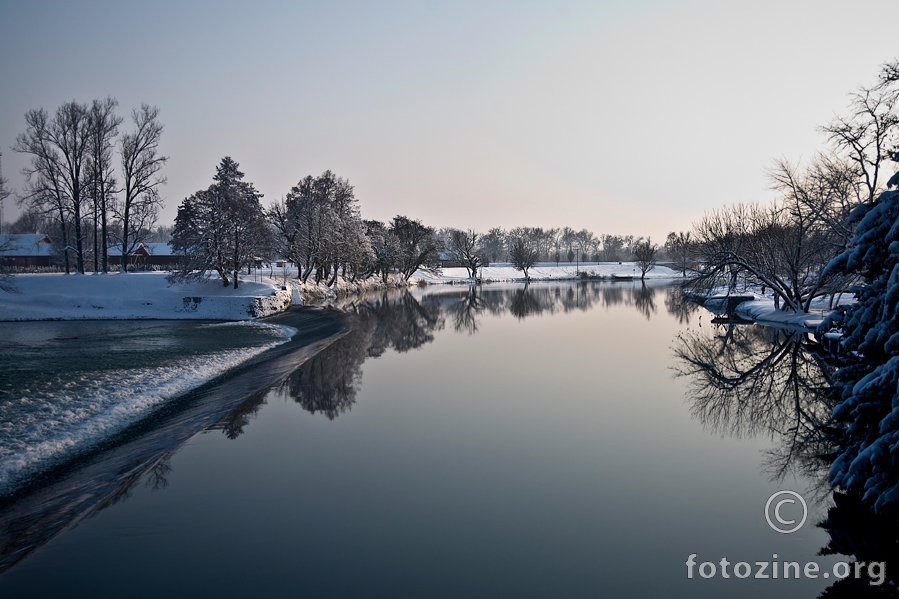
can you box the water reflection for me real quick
[817,491,899,596]
[0,309,347,575]
[276,283,674,420]
[672,321,899,596]
[428,280,670,331]
[267,283,683,421]
[0,281,733,586]
[665,287,700,325]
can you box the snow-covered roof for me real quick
[142,243,174,256]
[108,242,175,257]
[0,234,55,257]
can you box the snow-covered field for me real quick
[412,262,681,284]
[0,272,292,321]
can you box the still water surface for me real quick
[0,282,859,597]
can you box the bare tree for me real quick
[390,216,439,280]
[0,152,9,235]
[87,98,122,273]
[665,231,693,276]
[14,102,92,273]
[820,79,899,206]
[508,228,539,280]
[632,237,658,280]
[446,228,486,279]
[118,104,167,272]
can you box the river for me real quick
[0,281,878,598]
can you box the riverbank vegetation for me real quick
[675,61,899,315]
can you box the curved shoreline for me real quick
[0,307,348,574]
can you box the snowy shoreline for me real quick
[0,263,682,321]
[0,272,292,321]
[696,292,854,332]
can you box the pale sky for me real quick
[2,0,898,242]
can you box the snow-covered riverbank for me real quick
[0,262,681,321]
[412,262,680,284]
[699,291,855,331]
[0,273,292,321]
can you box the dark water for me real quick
[0,282,881,598]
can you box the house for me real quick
[107,242,180,267]
[0,233,55,268]
[437,251,465,268]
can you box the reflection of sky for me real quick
[3,0,899,241]
[0,282,841,597]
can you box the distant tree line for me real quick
[7,98,167,274]
[163,156,670,288]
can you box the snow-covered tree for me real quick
[821,175,899,510]
[271,171,372,285]
[170,157,269,288]
[363,220,401,283]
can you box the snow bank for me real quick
[412,262,681,284]
[696,292,855,330]
[0,273,292,321]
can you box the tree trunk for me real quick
[121,202,130,273]
[57,205,71,275]
[101,197,108,273]
[92,198,99,274]
[73,203,84,274]
[233,237,239,289]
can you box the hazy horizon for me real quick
[2,0,898,241]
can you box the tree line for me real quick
[166,158,667,288]
[3,101,670,287]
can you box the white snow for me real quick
[0,272,292,321]
[412,262,681,284]
[699,292,855,330]
[0,263,681,321]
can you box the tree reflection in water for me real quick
[665,286,700,325]
[673,322,899,595]
[673,324,837,485]
[278,282,671,421]
[279,292,444,419]
[437,280,666,326]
